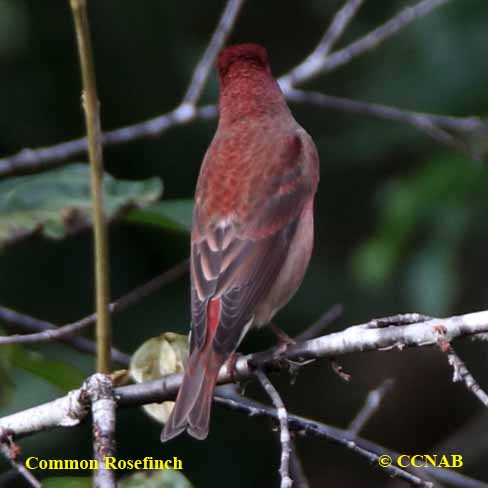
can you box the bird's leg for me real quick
[224,352,243,383]
[269,322,296,347]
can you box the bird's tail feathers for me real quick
[160,346,224,442]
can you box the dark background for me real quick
[1,0,488,486]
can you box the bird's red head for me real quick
[217,44,270,80]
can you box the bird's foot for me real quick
[269,322,296,349]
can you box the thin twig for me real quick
[182,0,245,105]
[86,374,116,488]
[0,259,188,346]
[348,379,395,435]
[0,305,129,366]
[295,304,343,342]
[436,334,488,407]
[279,0,364,90]
[286,89,487,160]
[255,369,293,488]
[301,0,454,80]
[289,440,310,488]
[4,309,488,438]
[69,0,112,373]
[0,0,469,176]
[215,396,439,488]
[0,431,43,488]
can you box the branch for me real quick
[0,258,188,346]
[69,0,112,373]
[5,308,488,439]
[0,305,129,366]
[0,0,466,176]
[286,89,488,160]
[0,431,43,488]
[181,0,245,106]
[295,303,343,342]
[348,379,395,435]
[287,0,454,83]
[279,0,365,91]
[86,374,116,488]
[255,369,292,488]
[436,334,488,407]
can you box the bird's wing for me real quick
[190,131,318,356]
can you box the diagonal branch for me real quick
[0,0,464,176]
[279,0,364,91]
[4,308,488,439]
[0,258,188,346]
[255,369,293,488]
[299,0,454,81]
[182,0,245,106]
[0,305,130,366]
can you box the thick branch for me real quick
[4,309,487,438]
[86,374,116,488]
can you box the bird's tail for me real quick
[160,345,225,442]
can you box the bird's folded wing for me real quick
[190,131,317,356]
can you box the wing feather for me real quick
[190,130,318,356]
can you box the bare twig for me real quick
[289,440,310,488]
[279,0,364,91]
[0,258,188,346]
[295,303,343,342]
[286,89,487,160]
[348,379,395,435]
[0,430,43,488]
[0,0,470,176]
[255,369,292,488]
[0,305,130,366]
[86,374,116,488]
[3,309,488,441]
[182,0,245,105]
[69,0,112,373]
[215,396,439,488]
[436,334,488,407]
[298,0,454,80]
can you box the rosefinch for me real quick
[161,43,319,441]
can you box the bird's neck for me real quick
[218,66,291,126]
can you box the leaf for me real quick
[0,163,163,248]
[11,346,85,391]
[130,332,189,424]
[125,199,193,233]
[44,477,92,488]
[120,471,193,488]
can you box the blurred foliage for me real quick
[0,163,162,248]
[1,0,488,487]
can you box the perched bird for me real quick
[161,43,319,442]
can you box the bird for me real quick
[161,43,319,442]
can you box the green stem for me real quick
[69,0,111,373]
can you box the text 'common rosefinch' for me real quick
[161,43,319,442]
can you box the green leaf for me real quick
[125,199,193,233]
[120,471,193,488]
[44,478,92,488]
[0,163,163,248]
[11,346,85,391]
